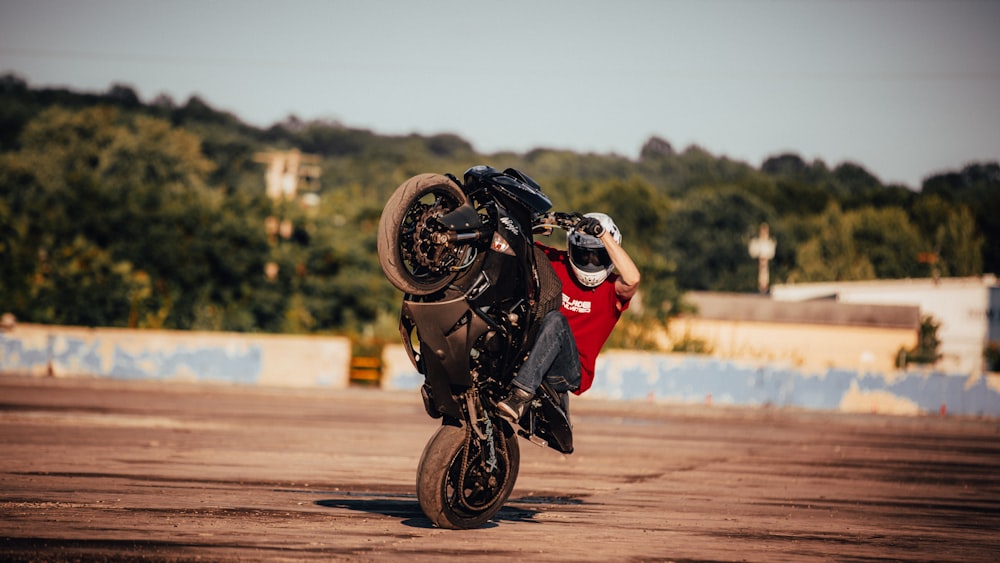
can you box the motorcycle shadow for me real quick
[315,493,567,528]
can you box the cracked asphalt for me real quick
[1,375,998,562]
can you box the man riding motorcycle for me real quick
[498,212,641,422]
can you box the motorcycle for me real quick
[377,165,580,529]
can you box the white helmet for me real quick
[567,212,622,288]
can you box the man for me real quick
[497,212,641,422]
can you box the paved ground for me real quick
[1,375,998,562]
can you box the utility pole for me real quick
[748,223,776,294]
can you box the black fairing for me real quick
[399,195,538,418]
[464,165,552,216]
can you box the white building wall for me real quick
[773,276,997,374]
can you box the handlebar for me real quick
[533,211,582,235]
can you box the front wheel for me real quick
[416,419,520,529]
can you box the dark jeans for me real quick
[512,311,581,395]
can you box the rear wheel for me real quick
[377,173,469,295]
[416,419,520,529]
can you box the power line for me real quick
[2,47,998,83]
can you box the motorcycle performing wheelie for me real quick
[377,165,580,529]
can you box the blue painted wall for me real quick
[5,326,998,417]
[586,353,1000,417]
[0,325,351,388]
[381,346,1000,418]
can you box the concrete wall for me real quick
[5,323,998,418]
[380,344,1000,418]
[0,324,351,388]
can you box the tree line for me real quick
[1,74,997,350]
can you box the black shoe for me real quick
[558,391,572,428]
[497,387,534,423]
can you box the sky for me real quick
[1,0,998,189]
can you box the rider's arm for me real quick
[599,231,641,305]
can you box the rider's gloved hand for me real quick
[575,216,605,237]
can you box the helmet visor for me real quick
[571,245,611,272]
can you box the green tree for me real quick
[28,236,152,327]
[909,195,983,277]
[665,186,776,292]
[791,204,875,282]
[0,106,271,329]
[791,204,926,282]
[829,162,883,207]
[850,207,924,279]
[922,163,1000,275]
[896,315,942,367]
[761,153,837,217]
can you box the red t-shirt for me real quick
[538,243,630,394]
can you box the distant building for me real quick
[667,276,999,376]
[670,292,920,375]
[254,149,321,202]
[772,276,1000,375]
